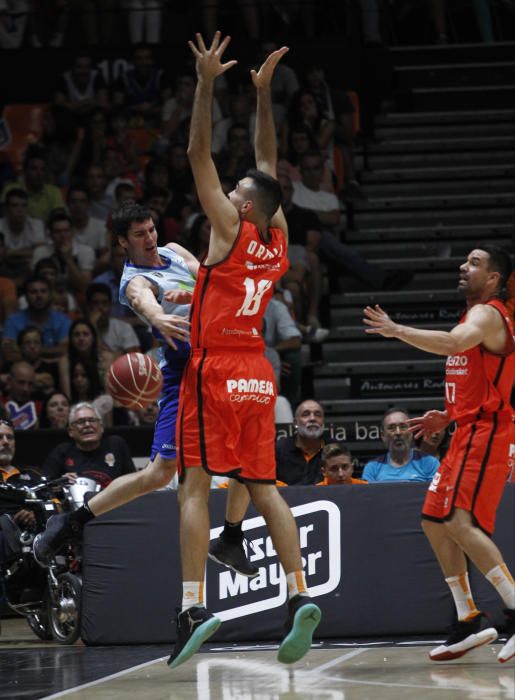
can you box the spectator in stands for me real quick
[0,0,29,49]
[20,257,80,317]
[276,399,329,485]
[17,326,61,396]
[263,295,302,407]
[39,391,70,429]
[85,164,115,221]
[113,44,171,127]
[0,235,17,327]
[129,400,159,426]
[2,361,40,430]
[84,282,140,355]
[15,146,64,222]
[67,186,109,263]
[2,275,71,363]
[161,72,200,146]
[282,89,334,162]
[0,188,46,271]
[93,243,132,320]
[186,213,211,262]
[54,53,109,123]
[0,420,40,568]
[32,210,95,294]
[293,151,411,291]
[58,319,113,400]
[212,93,255,156]
[142,187,179,244]
[42,402,135,489]
[362,407,439,482]
[255,40,300,114]
[216,124,256,182]
[317,443,367,485]
[417,426,450,462]
[279,124,335,194]
[166,142,194,198]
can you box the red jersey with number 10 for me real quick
[189,220,289,351]
[444,298,515,423]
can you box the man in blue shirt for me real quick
[363,407,439,482]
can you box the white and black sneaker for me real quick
[168,606,221,669]
[430,613,498,661]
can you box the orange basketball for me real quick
[106,353,163,409]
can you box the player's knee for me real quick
[145,458,176,490]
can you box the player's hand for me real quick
[14,509,36,528]
[406,410,449,439]
[250,46,289,89]
[151,312,190,350]
[363,304,399,338]
[163,289,193,305]
[64,472,78,484]
[188,31,238,81]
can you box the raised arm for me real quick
[251,47,289,235]
[187,32,239,243]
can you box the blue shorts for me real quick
[150,343,189,462]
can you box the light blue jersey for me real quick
[119,246,195,460]
[362,450,439,483]
[119,245,195,368]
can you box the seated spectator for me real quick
[67,187,109,264]
[85,165,115,221]
[32,210,95,295]
[2,362,40,430]
[2,146,64,223]
[2,275,71,363]
[0,420,40,567]
[84,283,140,355]
[39,391,71,429]
[281,89,335,164]
[362,407,439,483]
[42,402,135,489]
[279,124,335,194]
[54,53,110,124]
[21,257,80,316]
[128,400,159,426]
[17,326,61,397]
[58,319,113,401]
[0,188,46,273]
[276,399,331,485]
[317,443,367,485]
[215,124,256,183]
[263,295,302,407]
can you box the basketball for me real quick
[106,353,163,409]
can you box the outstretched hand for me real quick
[363,304,399,338]
[163,289,193,305]
[406,410,449,439]
[250,46,289,89]
[188,31,238,81]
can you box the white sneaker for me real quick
[497,609,515,664]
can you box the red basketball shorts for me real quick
[422,415,512,534]
[177,348,277,483]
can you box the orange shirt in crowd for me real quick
[316,477,367,486]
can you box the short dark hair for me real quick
[24,275,50,293]
[86,282,112,303]
[17,325,43,345]
[35,257,59,275]
[111,202,154,238]
[478,244,513,295]
[23,144,47,169]
[382,406,410,427]
[4,187,28,204]
[321,443,351,467]
[47,209,72,231]
[66,186,89,202]
[245,169,282,220]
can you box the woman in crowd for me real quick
[17,326,61,396]
[58,320,113,400]
[39,391,71,429]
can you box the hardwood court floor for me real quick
[0,618,513,700]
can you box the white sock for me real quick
[486,564,515,609]
[445,572,479,621]
[181,581,204,611]
[286,570,308,600]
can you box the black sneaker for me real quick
[33,513,82,567]
[277,595,321,664]
[208,536,259,578]
[168,606,221,669]
[498,609,515,663]
[430,613,498,661]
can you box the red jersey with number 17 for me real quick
[444,298,515,423]
[189,220,289,351]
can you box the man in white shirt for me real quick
[67,186,108,255]
[84,282,140,354]
[0,188,46,267]
[32,210,95,293]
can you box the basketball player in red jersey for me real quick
[168,33,321,669]
[364,245,515,663]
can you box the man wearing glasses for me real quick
[41,402,135,489]
[362,407,439,483]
